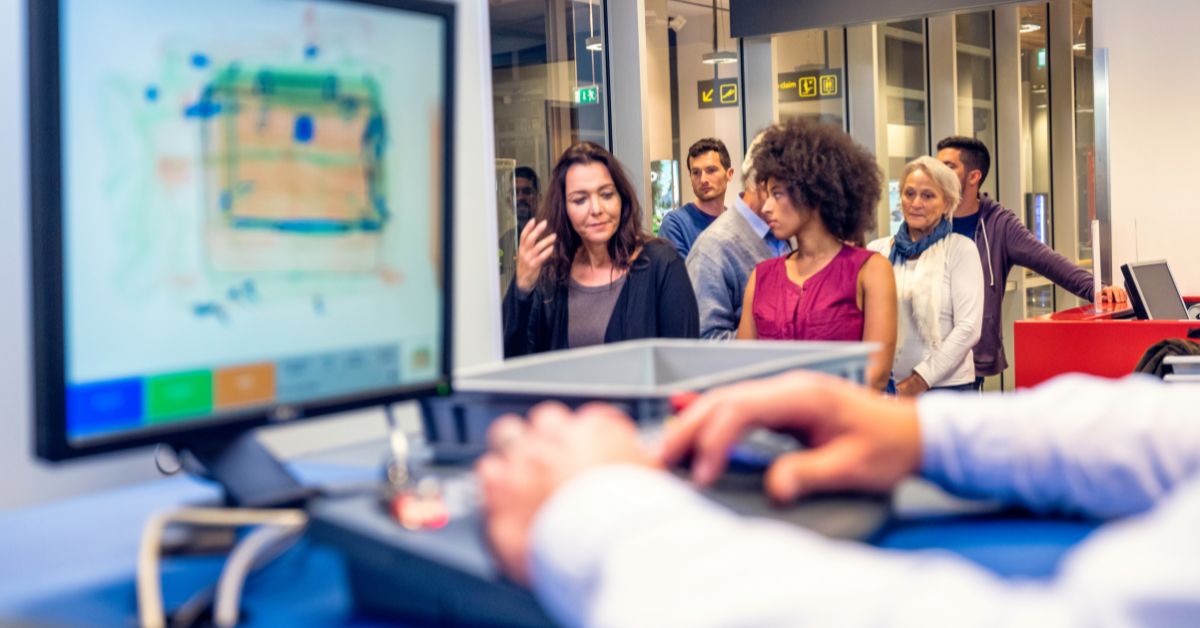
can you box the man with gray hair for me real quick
[685,133,790,339]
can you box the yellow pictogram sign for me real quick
[719,83,737,104]
[778,69,842,103]
[799,76,817,98]
[820,74,837,96]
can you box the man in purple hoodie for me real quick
[935,136,1127,386]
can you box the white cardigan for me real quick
[867,233,983,387]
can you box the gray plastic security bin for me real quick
[420,338,873,462]
[1165,355,1200,375]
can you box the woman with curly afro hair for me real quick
[736,119,896,391]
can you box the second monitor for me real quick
[1121,260,1190,320]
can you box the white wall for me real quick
[452,0,505,369]
[1096,0,1200,294]
[674,10,744,198]
[0,0,500,511]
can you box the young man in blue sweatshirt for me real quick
[936,136,1126,385]
[659,138,734,259]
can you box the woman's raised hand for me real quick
[516,218,557,294]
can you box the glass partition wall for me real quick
[1020,3,1056,317]
[480,1,1101,387]
[772,28,847,129]
[955,12,997,201]
[737,2,1097,389]
[489,0,610,295]
[881,20,929,236]
[1073,0,1095,264]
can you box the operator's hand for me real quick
[515,218,557,295]
[659,371,922,504]
[1099,285,1129,304]
[476,402,655,585]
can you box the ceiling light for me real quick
[701,50,738,65]
[1072,42,1087,51]
[1020,22,1042,34]
[702,0,736,65]
[585,35,603,52]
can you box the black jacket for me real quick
[503,239,700,357]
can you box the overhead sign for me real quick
[698,78,738,109]
[731,0,1004,39]
[574,85,600,104]
[777,69,842,102]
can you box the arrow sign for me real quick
[698,78,738,109]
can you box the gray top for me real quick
[567,274,627,349]
[686,203,775,339]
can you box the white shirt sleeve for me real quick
[527,376,1200,628]
[912,237,983,386]
[919,374,1200,518]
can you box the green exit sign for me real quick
[575,85,599,104]
[1037,48,1047,68]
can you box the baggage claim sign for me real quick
[777,69,842,102]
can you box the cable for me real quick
[137,512,172,628]
[168,582,215,628]
[154,445,184,475]
[213,521,307,627]
[168,525,305,627]
[136,507,307,628]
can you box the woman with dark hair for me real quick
[736,119,897,391]
[504,142,699,357]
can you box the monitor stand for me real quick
[182,431,313,508]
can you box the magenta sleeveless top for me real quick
[751,245,872,341]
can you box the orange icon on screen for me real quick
[215,363,276,408]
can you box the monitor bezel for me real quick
[30,0,456,461]
[1122,259,1188,321]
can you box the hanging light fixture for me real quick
[701,0,737,65]
[702,50,737,65]
[585,0,602,52]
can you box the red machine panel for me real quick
[1014,299,1200,388]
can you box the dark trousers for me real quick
[931,381,980,393]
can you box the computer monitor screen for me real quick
[1121,260,1188,321]
[31,0,454,460]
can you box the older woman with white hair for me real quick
[867,156,983,395]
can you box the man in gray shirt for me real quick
[685,134,790,339]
